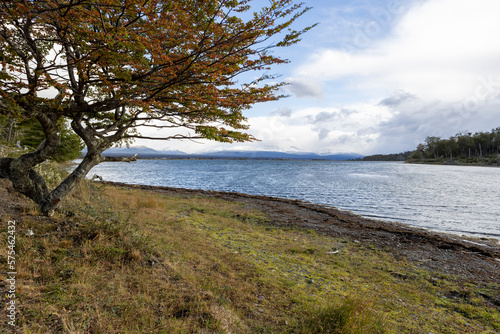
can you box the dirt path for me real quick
[102,181,500,286]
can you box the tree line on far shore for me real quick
[358,127,500,165]
[354,151,413,162]
[408,127,500,165]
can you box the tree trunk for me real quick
[0,156,50,206]
[0,112,60,214]
[39,152,103,215]
[38,150,137,214]
[0,111,126,215]
[6,118,14,142]
[0,151,105,215]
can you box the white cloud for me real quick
[135,0,500,155]
[297,0,500,101]
[253,0,500,155]
[284,77,324,98]
[243,103,392,154]
[271,107,293,117]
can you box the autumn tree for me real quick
[0,0,313,215]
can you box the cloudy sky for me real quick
[143,0,500,155]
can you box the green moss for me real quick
[3,182,498,333]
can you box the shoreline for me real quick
[1,178,499,332]
[101,181,500,284]
[87,160,500,243]
[406,160,500,168]
[100,180,500,244]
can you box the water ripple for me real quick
[87,160,500,240]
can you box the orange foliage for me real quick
[1,0,315,143]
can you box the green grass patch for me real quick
[1,181,498,333]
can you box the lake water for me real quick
[86,160,500,240]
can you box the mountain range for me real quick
[97,146,364,161]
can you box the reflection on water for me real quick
[87,160,500,240]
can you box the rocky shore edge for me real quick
[101,181,500,285]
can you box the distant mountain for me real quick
[84,147,364,160]
[100,146,185,157]
[199,151,364,160]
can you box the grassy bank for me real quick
[1,180,499,333]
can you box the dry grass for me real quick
[0,180,498,333]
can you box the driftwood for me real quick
[103,154,138,163]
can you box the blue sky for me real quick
[141,0,500,155]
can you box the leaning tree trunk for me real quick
[0,147,104,216]
[0,157,50,204]
[0,112,92,215]
[0,113,60,213]
[0,111,134,215]
[40,152,101,214]
[39,149,137,214]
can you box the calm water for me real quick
[86,160,500,240]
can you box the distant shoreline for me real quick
[405,160,500,168]
[79,149,365,161]
[87,155,500,166]
[131,157,336,161]
[80,155,352,161]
